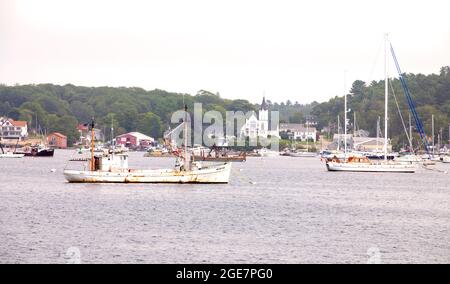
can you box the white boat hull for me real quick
[326,161,416,173]
[289,152,316,158]
[443,156,450,163]
[0,153,25,158]
[64,163,232,183]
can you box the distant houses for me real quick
[0,117,28,141]
[47,132,68,149]
[279,123,317,142]
[116,132,155,149]
[327,133,393,152]
[76,124,103,145]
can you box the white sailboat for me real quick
[64,107,232,183]
[326,34,416,173]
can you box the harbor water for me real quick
[1,150,449,263]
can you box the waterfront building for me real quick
[239,97,279,139]
[0,117,28,141]
[47,132,68,149]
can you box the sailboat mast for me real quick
[384,33,389,162]
[111,117,115,157]
[184,105,189,170]
[337,115,340,152]
[377,116,380,152]
[432,114,435,155]
[344,71,348,158]
[90,118,95,171]
[306,118,309,152]
[409,114,413,151]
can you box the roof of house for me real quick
[117,132,154,141]
[280,123,317,132]
[10,120,27,127]
[48,132,67,139]
[0,118,27,127]
[353,137,387,146]
[77,124,89,131]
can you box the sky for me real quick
[0,0,449,104]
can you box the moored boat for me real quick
[64,107,233,184]
[16,145,55,157]
[325,34,416,174]
[289,151,316,158]
[326,156,416,173]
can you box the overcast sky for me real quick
[1,0,449,104]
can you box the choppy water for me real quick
[0,150,449,264]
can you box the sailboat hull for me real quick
[64,162,232,183]
[326,161,416,173]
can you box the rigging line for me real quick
[389,79,412,147]
[367,35,384,85]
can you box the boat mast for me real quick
[306,118,309,152]
[377,116,380,152]
[337,115,341,151]
[184,105,189,171]
[409,114,413,152]
[432,114,435,155]
[111,117,115,157]
[344,71,348,158]
[384,33,389,162]
[90,118,95,171]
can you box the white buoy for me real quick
[50,168,56,173]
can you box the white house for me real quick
[279,123,317,142]
[0,117,28,141]
[240,97,279,139]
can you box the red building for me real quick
[116,132,154,149]
[47,132,68,149]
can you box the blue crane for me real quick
[390,43,432,157]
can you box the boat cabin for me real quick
[94,153,129,172]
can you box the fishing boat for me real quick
[64,107,232,184]
[326,34,416,173]
[16,145,55,157]
[193,145,247,162]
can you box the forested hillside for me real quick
[0,85,256,145]
[312,66,450,148]
[1,66,449,148]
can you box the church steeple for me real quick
[260,96,269,111]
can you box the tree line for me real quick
[0,85,256,146]
[311,66,450,149]
[1,66,448,148]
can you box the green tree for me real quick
[136,112,163,138]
